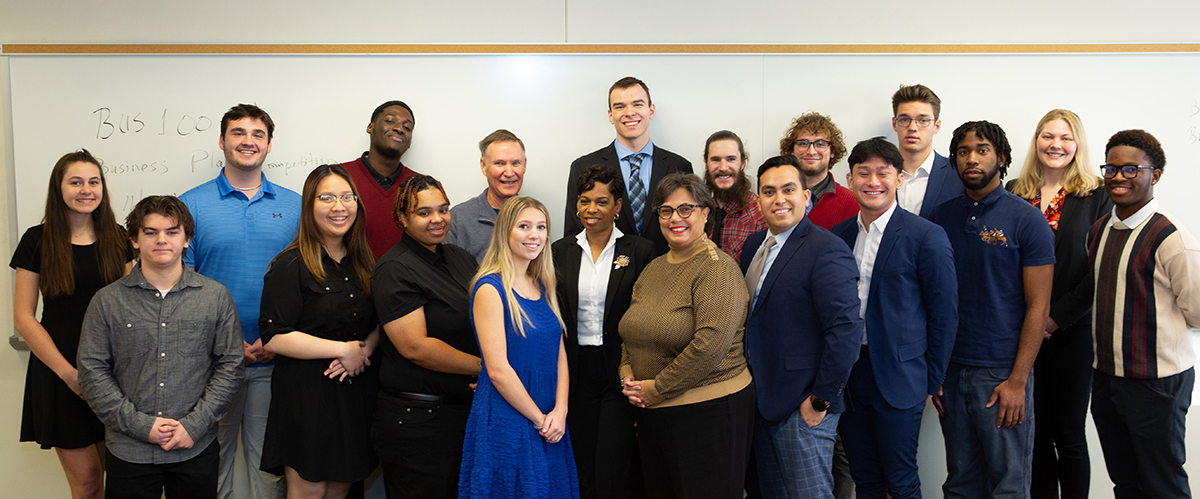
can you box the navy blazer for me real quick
[741,218,863,420]
[916,152,965,219]
[563,141,693,255]
[551,233,657,393]
[831,207,959,409]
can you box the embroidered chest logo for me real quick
[272,213,284,218]
[979,226,1008,247]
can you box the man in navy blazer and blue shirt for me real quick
[743,154,863,498]
[929,121,1054,499]
[832,137,958,499]
[891,84,963,219]
[564,76,692,255]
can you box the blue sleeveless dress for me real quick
[459,274,579,498]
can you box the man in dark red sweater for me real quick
[777,111,858,231]
[340,100,420,259]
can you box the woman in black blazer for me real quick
[552,164,656,499]
[1008,109,1112,499]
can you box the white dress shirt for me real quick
[897,151,936,216]
[575,227,623,346]
[853,202,898,345]
[1109,198,1159,230]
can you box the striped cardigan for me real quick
[1088,204,1200,378]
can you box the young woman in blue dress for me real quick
[459,196,578,498]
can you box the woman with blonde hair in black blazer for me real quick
[1008,109,1111,499]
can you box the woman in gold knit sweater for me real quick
[619,173,755,499]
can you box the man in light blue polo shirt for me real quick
[928,120,1054,499]
[179,104,300,499]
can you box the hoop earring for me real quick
[615,213,620,220]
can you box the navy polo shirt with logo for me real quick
[929,185,1055,368]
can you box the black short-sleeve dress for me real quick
[258,248,379,483]
[9,225,110,449]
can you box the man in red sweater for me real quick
[340,100,420,259]
[777,112,858,230]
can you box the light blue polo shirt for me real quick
[179,169,301,365]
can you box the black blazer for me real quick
[563,141,693,255]
[1005,180,1112,330]
[551,233,657,393]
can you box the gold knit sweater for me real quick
[618,238,751,408]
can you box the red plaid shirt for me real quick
[717,194,768,262]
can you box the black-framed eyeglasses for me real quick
[656,203,702,220]
[895,116,935,128]
[316,194,359,204]
[1100,164,1155,179]
[793,139,831,150]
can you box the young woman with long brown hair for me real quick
[258,164,380,499]
[11,149,131,498]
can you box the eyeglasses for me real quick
[316,194,359,204]
[656,203,702,220]
[1100,164,1155,179]
[793,139,831,150]
[895,117,935,128]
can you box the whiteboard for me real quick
[9,54,1200,239]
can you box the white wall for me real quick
[2,0,1198,44]
[2,1,1198,497]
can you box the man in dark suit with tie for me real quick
[831,137,958,499]
[891,84,963,219]
[742,154,863,498]
[563,76,693,255]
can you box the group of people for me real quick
[10,76,1198,499]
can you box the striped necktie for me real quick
[626,153,647,235]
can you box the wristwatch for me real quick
[810,396,829,412]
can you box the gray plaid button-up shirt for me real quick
[78,264,244,464]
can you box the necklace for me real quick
[230,182,261,192]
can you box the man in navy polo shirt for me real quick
[928,121,1054,499]
[179,104,300,499]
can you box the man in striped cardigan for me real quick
[1088,129,1200,499]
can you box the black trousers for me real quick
[1031,322,1093,499]
[372,392,471,499]
[568,346,641,499]
[105,439,219,499]
[1091,367,1193,499]
[636,381,756,499]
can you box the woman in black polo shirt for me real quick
[371,174,481,498]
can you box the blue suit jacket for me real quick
[741,217,863,420]
[917,152,965,219]
[831,206,958,409]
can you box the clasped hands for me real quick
[148,417,193,451]
[243,339,275,365]
[324,340,371,382]
[535,409,567,444]
[621,375,650,409]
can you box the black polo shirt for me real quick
[372,235,480,404]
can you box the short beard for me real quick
[960,165,1000,191]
